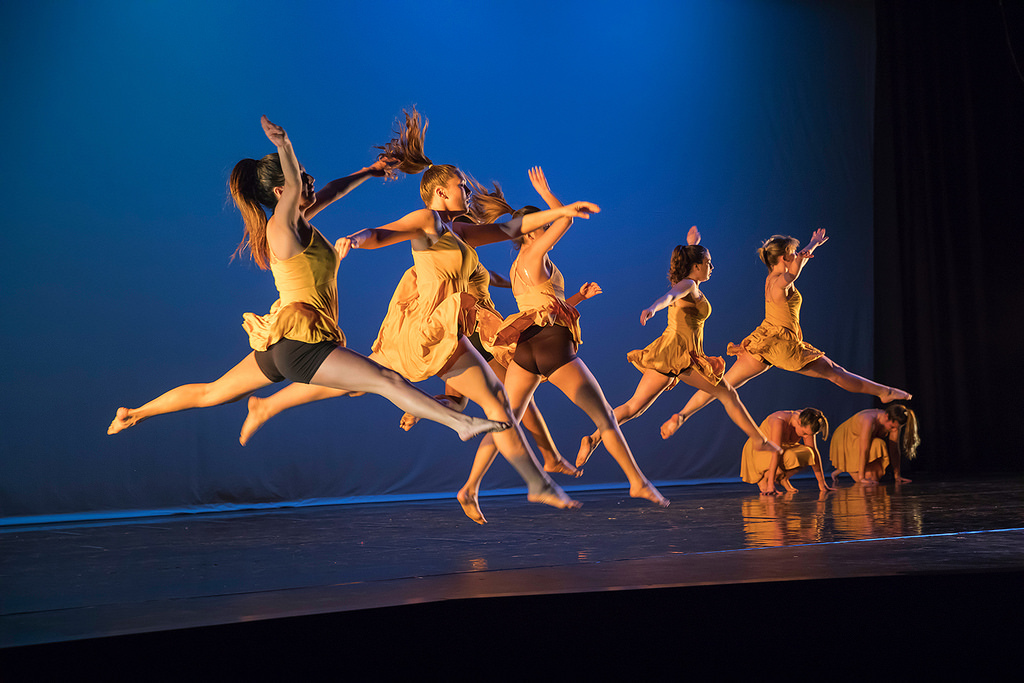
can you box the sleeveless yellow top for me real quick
[729,284,824,371]
[495,255,581,349]
[243,227,344,352]
[371,228,479,382]
[628,292,724,384]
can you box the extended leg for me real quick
[671,369,782,456]
[661,352,769,438]
[441,339,578,520]
[798,356,911,402]
[109,353,273,434]
[548,360,668,507]
[579,369,672,467]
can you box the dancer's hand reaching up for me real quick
[261,115,288,146]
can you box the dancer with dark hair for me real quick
[239,109,598,521]
[457,167,668,512]
[829,405,919,484]
[108,116,508,441]
[740,408,833,495]
[660,229,911,439]
[577,227,783,466]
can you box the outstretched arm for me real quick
[639,279,695,326]
[305,157,397,221]
[783,228,828,284]
[458,201,600,248]
[347,209,435,250]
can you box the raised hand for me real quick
[260,115,288,146]
[528,166,552,196]
[687,225,701,245]
[803,228,828,253]
[640,308,655,326]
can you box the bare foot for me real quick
[781,479,798,493]
[457,417,511,442]
[660,413,686,439]
[576,435,599,468]
[544,457,582,478]
[631,482,670,507]
[757,476,779,495]
[457,488,487,524]
[399,412,420,431]
[239,396,270,446]
[527,483,581,510]
[107,407,139,435]
[831,470,842,486]
[881,387,912,403]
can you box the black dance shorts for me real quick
[468,330,494,363]
[254,339,338,384]
[512,324,577,377]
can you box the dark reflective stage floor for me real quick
[3,474,1022,653]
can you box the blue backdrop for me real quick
[0,0,877,522]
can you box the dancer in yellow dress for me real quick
[107,116,507,441]
[578,227,783,465]
[237,109,599,521]
[740,409,832,495]
[660,230,911,439]
[829,405,919,484]
[458,168,668,509]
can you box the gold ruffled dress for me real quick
[371,229,479,382]
[242,227,345,351]
[729,285,824,371]
[627,294,724,385]
[494,256,581,351]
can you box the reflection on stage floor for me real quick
[3,474,1021,650]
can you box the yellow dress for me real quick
[740,414,817,484]
[495,256,581,351]
[371,229,478,382]
[729,285,824,371]
[830,410,889,473]
[468,264,515,368]
[627,294,724,385]
[242,227,345,351]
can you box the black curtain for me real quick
[875,0,1024,473]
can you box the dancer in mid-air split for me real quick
[107,116,507,441]
[829,405,919,484]
[660,230,911,439]
[740,408,833,495]
[235,109,599,521]
[454,167,669,513]
[577,226,783,465]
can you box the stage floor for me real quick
[3,474,1022,651]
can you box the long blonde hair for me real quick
[884,404,920,460]
[375,107,462,207]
